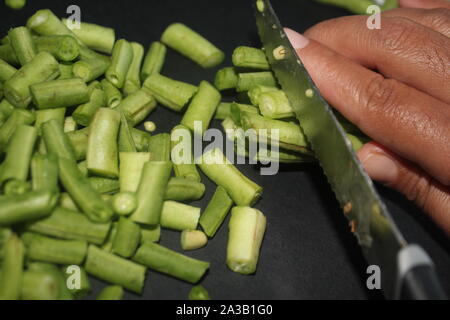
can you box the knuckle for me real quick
[378,18,417,52]
[361,75,400,118]
[424,8,450,34]
[398,170,433,209]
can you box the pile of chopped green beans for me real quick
[0,8,368,300]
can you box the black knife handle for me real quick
[396,245,447,300]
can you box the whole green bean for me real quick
[30,78,89,109]
[0,234,24,300]
[72,88,106,126]
[8,26,37,66]
[199,186,234,238]
[62,19,115,54]
[85,245,146,294]
[20,269,60,300]
[161,23,224,68]
[33,35,80,62]
[27,206,111,245]
[3,51,60,108]
[106,39,133,89]
[42,119,77,161]
[58,157,114,223]
[27,233,88,265]
[119,152,151,192]
[198,148,262,206]
[123,42,144,96]
[112,217,141,258]
[96,285,124,300]
[130,161,172,226]
[160,201,201,231]
[0,190,58,226]
[86,108,121,178]
[101,78,122,108]
[0,59,17,82]
[133,242,209,284]
[0,125,37,185]
[170,124,201,182]
[165,177,205,202]
[181,80,221,135]
[143,73,197,112]
[31,154,59,193]
[141,41,166,81]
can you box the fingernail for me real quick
[284,28,310,50]
[361,152,399,184]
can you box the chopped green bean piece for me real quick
[0,234,24,300]
[143,73,197,112]
[66,128,89,161]
[4,51,60,109]
[140,225,161,244]
[118,111,137,152]
[236,71,277,92]
[148,133,171,161]
[181,80,221,135]
[232,46,270,70]
[20,269,60,300]
[130,128,151,152]
[123,42,144,96]
[73,57,110,83]
[199,186,234,238]
[64,116,78,133]
[27,9,79,39]
[97,285,124,300]
[165,177,205,202]
[5,0,26,10]
[101,78,122,108]
[112,192,137,216]
[248,86,294,119]
[141,41,166,81]
[116,88,156,126]
[31,154,59,193]
[42,119,77,161]
[247,85,277,105]
[62,265,90,299]
[181,230,208,251]
[112,217,141,258]
[214,102,258,120]
[171,125,201,182]
[87,108,121,178]
[106,39,134,89]
[130,161,172,226]
[27,206,111,245]
[161,23,224,68]
[189,285,210,300]
[62,19,115,54]
[31,78,89,109]
[214,67,238,91]
[8,26,37,66]
[227,207,266,275]
[3,179,31,196]
[0,109,35,149]
[85,245,146,294]
[89,177,120,194]
[160,201,201,231]
[33,35,80,62]
[313,0,398,15]
[72,88,106,126]
[0,44,19,65]
[0,59,17,82]
[35,108,66,133]
[119,152,151,192]
[29,263,74,300]
[58,62,74,80]
[198,148,262,206]
[133,242,209,284]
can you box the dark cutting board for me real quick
[1,0,449,300]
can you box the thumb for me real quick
[358,142,450,236]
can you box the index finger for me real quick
[399,0,450,9]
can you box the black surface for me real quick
[1,0,449,300]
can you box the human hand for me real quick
[285,0,450,235]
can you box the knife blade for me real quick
[254,0,446,299]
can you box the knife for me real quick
[254,0,446,300]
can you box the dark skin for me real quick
[285,0,450,235]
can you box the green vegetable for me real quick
[3,179,31,196]
[112,192,137,216]
[73,56,110,83]
[58,157,114,223]
[85,245,146,294]
[26,233,88,265]
[0,58,17,82]
[27,206,111,245]
[161,23,224,68]
[214,67,238,91]
[5,0,26,10]
[118,111,137,152]
[20,270,60,300]
[97,285,124,300]
[198,148,262,206]
[30,78,90,109]
[31,154,59,193]
[42,119,77,162]
[227,207,266,275]
[66,128,89,161]
[214,102,258,120]
[232,46,270,70]
[106,39,134,89]
[160,201,201,231]
[86,108,121,178]
[0,234,24,300]
[119,152,151,193]
[199,186,234,238]
[0,109,35,149]
[189,285,210,300]
[130,161,172,226]
[101,79,122,108]
[181,80,221,135]
[123,42,144,96]
[35,108,66,133]
[0,44,19,65]
[62,19,115,54]
[116,88,156,126]
[29,263,74,300]
[3,51,60,109]
[236,72,277,92]
[143,73,197,112]
[62,265,90,299]
[112,217,141,258]
[148,133,171,161]
[165,177,205,202]
[8,26,37,66]
[33,35,80,62]
[140,225,161,244]
[27,9,80,41]
[170,125,201,182]
[141,41,166,81]
[181,230,208,251]
[72,88,106,126]
[58,62,74,80]
[248,85,294,119]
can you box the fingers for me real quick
[303,16,450,104]
[399,0,450,10]
[383,8,450,37]
[358,142,450,237]
[284,28,450,185]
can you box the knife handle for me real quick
[396,245,447,300]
